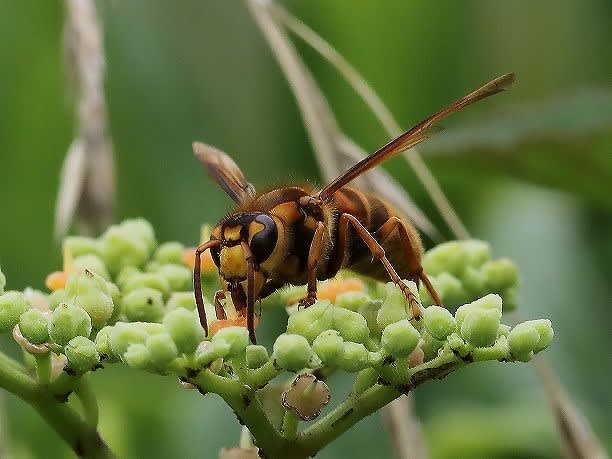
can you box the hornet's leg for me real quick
[241,241,257,344]
[193,239,221,336]
[338,214,423,320]
[375,217,444,307]
[298,221,326,309]
[213,290,228,320]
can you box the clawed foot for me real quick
[297,293,317,310]
[397,283,423,321]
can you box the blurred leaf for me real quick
[420,87,612,208]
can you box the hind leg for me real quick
[375,217,443,307]
[338,214,424,319]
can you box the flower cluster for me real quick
[0,219,553,458]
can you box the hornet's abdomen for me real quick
[324,187,424,283]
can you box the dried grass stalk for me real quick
[55,0,115,238]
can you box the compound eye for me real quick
[250,214,278,263]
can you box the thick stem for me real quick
[0,351,38,399]
[33,394,114,458]
[75,376,99,428]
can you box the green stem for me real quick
[0,350,113,457]
[33,395,114,458]
[244,358,280,388]
[0,350,38,399]
[193,370,291,458]
[281,410,300,441]
[35,353,51,385]
[299,384,399,456]
[75,376,99,428]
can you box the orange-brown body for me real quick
[193,73,515,342]
[229,185,423,290]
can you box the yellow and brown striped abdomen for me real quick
[326,187,424,282]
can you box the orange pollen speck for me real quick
[183,247,216,273]
[287,278,365,305]
[46,271,68,292]
[209,315,260,336]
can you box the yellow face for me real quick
[210,213,280,312]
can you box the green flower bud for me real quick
[286,300,333,342]
[167,292,197,311]
[447,332,465,351]
[63,236,101,258]
[337,342,369,372]
[49,303,92,346]
[422,241,467,276]
[437,272,467,306]
[424,306,455,341]
[48,289,67,311]
[116,266,140,289]
[163,309,204,354]
[122,288,164,323]
[0,266,5,295]
[246,345,269,369]
[332,307,369,343]
[500,286,518,312]
[0,291,31,332]
[65,271,114,329]
[19,309,49,344]
[461,266,486,296]
[212,326,249,358]
[67,268,106,293]
[123,343,151,369]
[528,319,554,352]
[155,264,191,292]
[146,333,178,369]
[109,322,148,356]
[335,291,370,312]
[483,258,518,291]
[106,282,121,323]
[312,330,344,365]
[122,273,170,297]
[95,326,118,361]
[273,334,312,371]
[420,330,444,361]
[508,322,538,358]
[72,255,110,280]
[463,240,491,268]
[195,340,229,367]
[376,282,412,332]
[381,319,420,358]
[101,226,149,274]
[460,308,500,347]
[358,299,382,332]
[154,242,185,265]
[455,294,502,329]
[470,293,503,314]
[65,336,99,373]
[120,219,156,252]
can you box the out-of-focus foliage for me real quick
[421,88,612,208]
[0,0,610,458]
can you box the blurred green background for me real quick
[0,0,610,457]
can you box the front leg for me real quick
[213,290,228,320]
[298,221,326,309]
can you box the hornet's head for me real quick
[209,212,281,314]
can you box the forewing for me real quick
[318,73,515,200]
[193,142,256,204]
